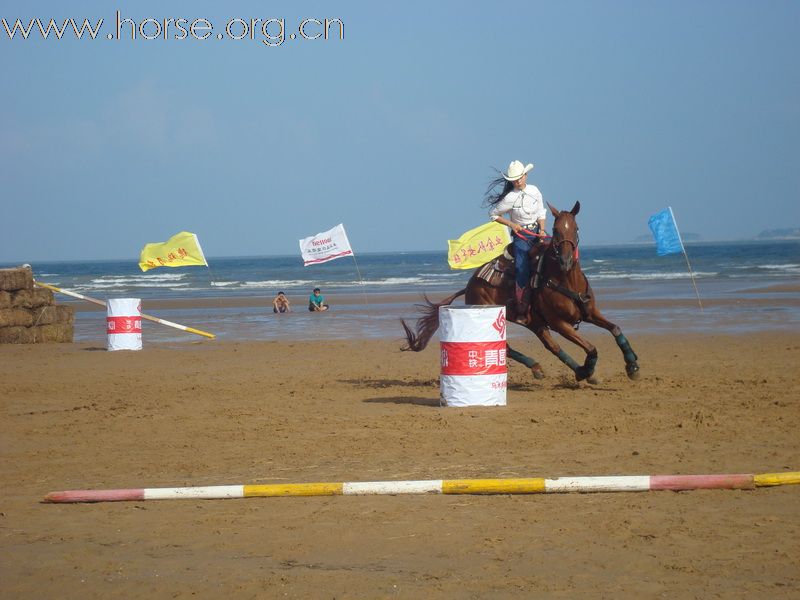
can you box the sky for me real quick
[2,0,799,262]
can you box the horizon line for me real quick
[2,237,799,266]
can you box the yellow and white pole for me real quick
[44,471,800,503]
[35,281,215,339]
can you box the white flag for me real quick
[299,223,354,266]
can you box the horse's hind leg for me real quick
[585,311,640,380]
[507,344,545,380]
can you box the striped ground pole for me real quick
[43,472,800,503]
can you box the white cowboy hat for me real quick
[502,160,534,181]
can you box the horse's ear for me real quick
[571,201,581,216]
[547,202,560,218]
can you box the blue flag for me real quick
[648,208,684,256]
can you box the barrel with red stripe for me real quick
[107,298,142,351]
[439,305,507,407]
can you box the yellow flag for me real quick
[447,221,511,270]
[138,231,208,272]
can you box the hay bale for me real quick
[11,288,54,309]
[0,323,73,344]
[0,326,33,343]
[0,266,33,292]
[0,291,11,309]
[31,305,74,326]
[33,323,74,343]
[0,308,34,328]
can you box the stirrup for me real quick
[514,304,531,325]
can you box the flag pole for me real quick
[340,226,367,305]
[191,234,222,312]
[351,255,369,306]
[34,281,216,339]
[668,207,703,311]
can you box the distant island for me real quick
[756,228,800,240]
[633,228,799,243]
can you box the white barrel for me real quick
[439,305,507,407]
[107,298,142,351]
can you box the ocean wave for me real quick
[359,277,428,286]
[241,280,314,288]
[589,271,718,281]
[82,281,191,289]
[210,281,240,287]
[95,273,186,281]
[733,263,799,270]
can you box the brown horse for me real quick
[401,201,640,382]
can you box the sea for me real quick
[4,240,798,344]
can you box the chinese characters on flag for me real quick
[138,231,208,272]
[447,221,511,270]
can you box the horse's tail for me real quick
[400,288,467,352]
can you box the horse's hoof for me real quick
[575,367,593,382]
[587,376,601,385]
[531,364,545,380]
[626,363,641,380]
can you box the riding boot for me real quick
[515,284,531,325]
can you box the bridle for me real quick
[545,212,590,319]
[551,215,580,264]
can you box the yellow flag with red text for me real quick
[447,221,510,270]
[138,231,208,272]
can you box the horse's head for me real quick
[547,201,581,273]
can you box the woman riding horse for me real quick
[485,160,547,325]
[401,201,640,383]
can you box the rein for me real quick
[513,229,551,240]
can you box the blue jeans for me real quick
[513,227,539,290]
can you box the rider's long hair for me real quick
[483,171,515,208]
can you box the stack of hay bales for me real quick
[0,265,74,343]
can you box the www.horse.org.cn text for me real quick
[1,12,345,47]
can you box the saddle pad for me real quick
[476,260,509,288]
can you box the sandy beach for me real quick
[1,322,798,598]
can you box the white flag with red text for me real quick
[299,223,354,266]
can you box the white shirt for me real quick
[489,184,546,226]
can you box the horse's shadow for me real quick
[363,397,441,407]
[339,378,441,408]
[338,378,438,389]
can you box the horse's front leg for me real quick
[584,311,640,380]
[533,325,588,381]
[546,320,599,382]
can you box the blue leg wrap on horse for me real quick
[557,349,580,371]
[507,346,536,368]
[615,334,638,363]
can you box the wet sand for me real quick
[60,283,800,312]
[1,330,798,598]
[59,285,800,347]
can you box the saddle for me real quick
[476,243,549,289]
[475,247,515,288]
